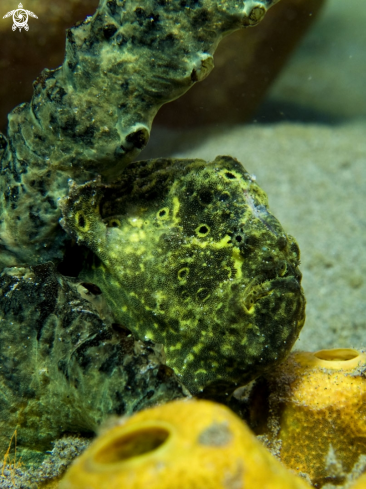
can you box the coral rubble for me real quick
[59,155,305,395]
[249,348,366,487]
[0,263,187,459]
[0,0,279,269]
[59,399,311,489]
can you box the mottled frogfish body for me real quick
[60,156,305,395]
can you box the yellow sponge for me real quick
[59,399,310,489]
[250,349,366,487]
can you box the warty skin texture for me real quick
[60,155,306,395]
[0,0,279,268]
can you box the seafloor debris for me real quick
[0,436,90,489]
[0,263,187,459]
[0,0,279,269]
[60,155,305,395]
[58,399,311,489]
[248,348,366,487]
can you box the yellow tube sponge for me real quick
[59,399,310,489]
[250,349,366,487]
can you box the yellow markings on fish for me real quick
[172,196,180,223]
[127,216,144,228]
[231,248,243,279]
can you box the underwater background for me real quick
[0,0,366,487]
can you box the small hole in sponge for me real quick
[78,213,86,228]
[313,348,360,362]
[94,428,170,464]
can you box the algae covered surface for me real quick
[0,263,187,458]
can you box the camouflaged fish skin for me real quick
[60,156,306,395]
[0,0,278,268]
[0,263,187,455]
